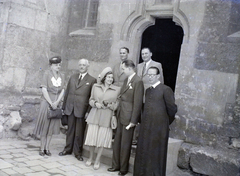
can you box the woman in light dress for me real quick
[84,67,120,169]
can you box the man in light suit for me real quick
[112,47,129,87]
[108,60,144,176]
[137,47,164,89]
[59,59,96,161]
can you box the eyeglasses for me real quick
[147,74,158,77]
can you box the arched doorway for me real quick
[140,18,183,91]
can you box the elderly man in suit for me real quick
[108,60,144,176]
[112,47,130,87]
[59,59,96,161]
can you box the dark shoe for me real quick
[59,151,70,156]
[44,150,51,156]
[39,150,45,156]
[118,171,128,175]
[75,155,83,161]
[108,168,120,172]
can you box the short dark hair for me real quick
[49,56,62,65]
[101,71,114,84]
[120,47,130,53]
[148,66,160,75]
[141,47,151,53]
[122,59,135,69]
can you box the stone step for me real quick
[82,137,183,174]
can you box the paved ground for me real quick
[0,134,192,176]
[0,134,133,176]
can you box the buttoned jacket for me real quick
[62,73,96,118]
[117,74,144,125]
[86,83,121,127]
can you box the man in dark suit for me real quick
[112,47,130,87]
[134,66,177,176]
[108,60,144,175]
[59,59,96,161]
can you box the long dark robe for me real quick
[134,83,177,176]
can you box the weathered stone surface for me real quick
[20,103,39,122]
[190,147,240,176]
[177,143,193,169]
[6,111,22,131]
[17,122,34,140]
[232,138,240,149]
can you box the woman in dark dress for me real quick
[33,56,65,156]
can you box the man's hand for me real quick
[126,123,135,130]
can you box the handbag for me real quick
[48,108,62,119]
[111,114,117,129]
[47,86,62,119]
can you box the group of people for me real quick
[33,47,177,176]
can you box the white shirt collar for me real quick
[151,80,161,88]
[79,72,87,79]
[128,72,136,84]
[144,59,152,68]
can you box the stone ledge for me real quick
[178,143,240,176]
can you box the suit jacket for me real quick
[62,73,96,118]
[137,59,164,90]
[117,74,144,125]
[112,62,128,87]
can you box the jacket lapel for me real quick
[76,73,89,88]
[120,75,136,95]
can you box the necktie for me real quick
[142,62,146,77]
[78,74,82,85]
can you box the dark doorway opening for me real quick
[140,18,183,91]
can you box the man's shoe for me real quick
[118,171,128,175]
[75,155,83,161]
[107,168,120,172]
[59,151,70,156]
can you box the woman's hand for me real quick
[51,101,59,110]
[95,102,104,109]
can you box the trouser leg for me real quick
[64,112,75,153]
[73,118,86,156]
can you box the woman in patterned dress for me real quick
[84,67,120,169]
[33,56,65,156]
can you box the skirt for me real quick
[33,99,60,137]
[84,124,112,148]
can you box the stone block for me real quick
[20,103,39,122]
[232,138,240,149]
[35,10,47,31]
[46,15,60,33]
[190,148,240,176]
[6,111,22,131]
[8,3,35,29]
[177,143,194,169]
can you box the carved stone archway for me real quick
[120,0,190,63]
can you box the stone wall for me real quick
[0,0,70,139]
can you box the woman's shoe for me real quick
[44,150,52,156]
[39,150,45,156]
[93,162,100,170]
[85,160,92,167]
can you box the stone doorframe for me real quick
[120,0,189,64]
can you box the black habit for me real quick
[134,83,177,176]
